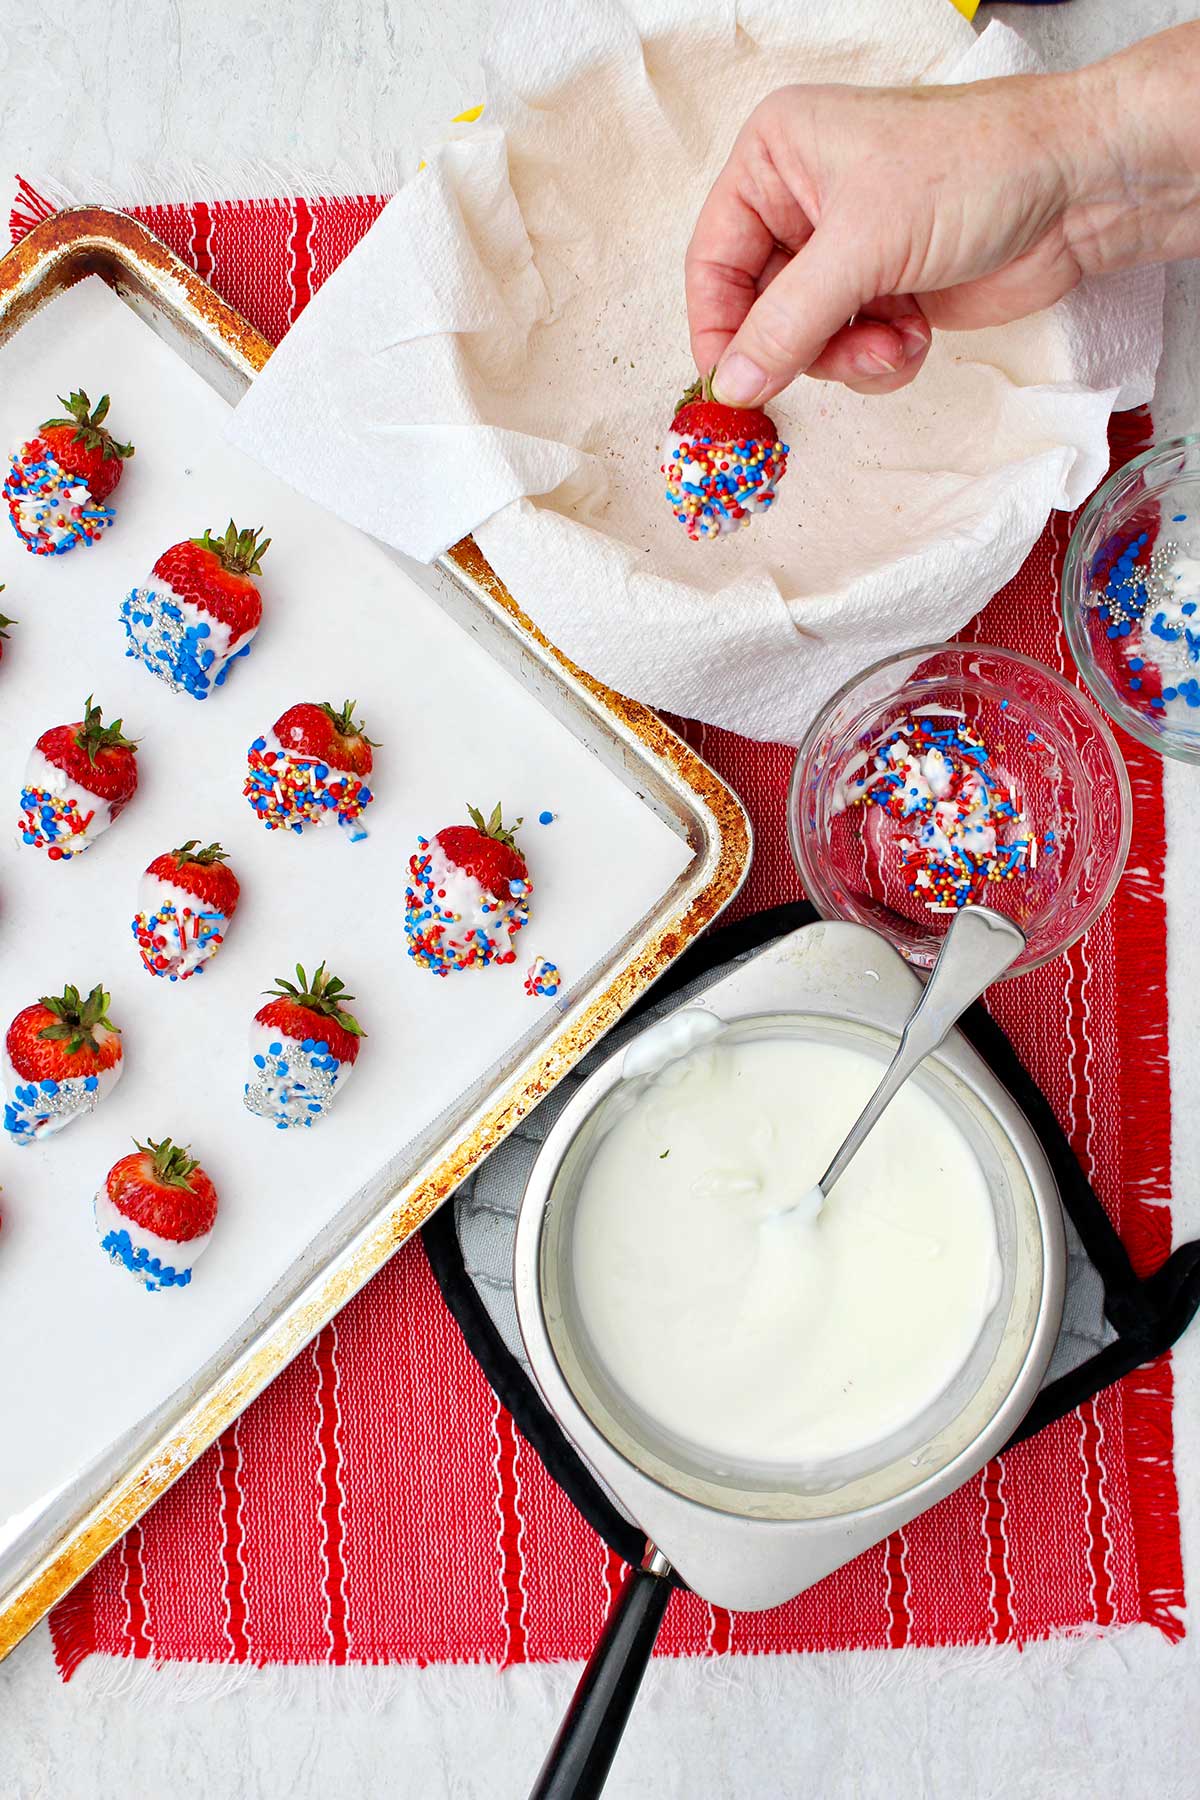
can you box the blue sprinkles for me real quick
[100,1227,193,1291]
[120,583,254,699]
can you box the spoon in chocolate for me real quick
[789,906,1026,1223]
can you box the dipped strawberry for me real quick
[4,389,133,555]
[4,982,124,1145]
[244,963,364,1129]
[405,803,532,975]
[95,1137,218,1292]
[245,699,375,841]
[132,840,241,981]
[120,520,270,699]
[660,372,788,541]
[18,696,138,859]
[0,590,14,664]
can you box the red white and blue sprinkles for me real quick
[4,441,114,554]
[404,836,532,975]
[17,783,99,857]
[97,1225,194,1291]
[1090,526,1200,711]
[524,954,562,998]
[661,431,788,540]
[120,582,254,699]
[244,734,373,840]
[244,1032,349,1129]
[132,895,228,980]
[5,1069,106,1143]
[846,714,1047,912]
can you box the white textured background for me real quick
[3,3,1200,1797]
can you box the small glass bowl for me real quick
[789,643,1132,976]
[1063,434,1200,761]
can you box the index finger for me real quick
[684,142,813,374]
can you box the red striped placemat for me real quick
[9,182,1181,1673]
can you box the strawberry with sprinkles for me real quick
[245,699,376,841]
[244,963,364,1130]
[18,696,138,859]
[4,982,124,1145]
[5,389,133,555]
[406,804,532,976]
[661,371,788,540]
[120,520,269,699]
[96,1137,218,1292]
[132,841,241,981]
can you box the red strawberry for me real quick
[669,372,777,447]
[38,390,134,504]
[255,963,365,1067]
[0,589,13,663]
[273,700,376,776]
[36,697,139,814]
[152,521,269,647]
[144,841,241,918]
[6,982,122,1082]
[435,803,528,901]
[104,1138,218,1243]
[662,370,789,542]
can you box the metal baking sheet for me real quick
[0,210,750,1659]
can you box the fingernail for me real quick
[896,316,930,358]
[852,348,903,376]
[713,352,768,406]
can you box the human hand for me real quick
[685,30,1200,409]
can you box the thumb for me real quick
[712,227,866,407]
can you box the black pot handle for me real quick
[528,1545,674,1800]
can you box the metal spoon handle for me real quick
[818,907,1026,1199]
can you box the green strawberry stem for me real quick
[170,839,229,866]
[0,588,13,638]
[135,1136,200,1189]
[466,802,522,847]
[674,367,718,415]
[73,696,137,766]
[320,699,378,744]
[41,389,134,460]
[266,962,365,1037]
[37,982,120,1056]
[193,521,270,576]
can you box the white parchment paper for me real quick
[0,277,691,1553]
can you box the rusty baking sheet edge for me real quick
[0,210,751,1659]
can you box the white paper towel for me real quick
[228,0,1164,744]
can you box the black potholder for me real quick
[423,902,1200,1581]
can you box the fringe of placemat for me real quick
[10,153,421,245]
[1092,403,1186,1644]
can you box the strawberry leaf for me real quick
[265,961,365,1037]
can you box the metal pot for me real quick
[514,920,1066,1798]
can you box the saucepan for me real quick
[513,918,1066,1799]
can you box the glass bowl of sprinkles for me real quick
[790,643,1132,976]
[1062,433,1200,760]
